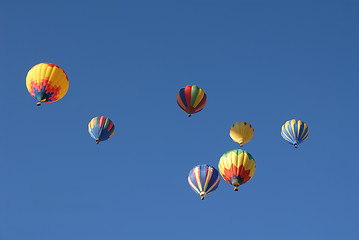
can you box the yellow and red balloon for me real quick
[218,149,256,191]
[26,63,69,106]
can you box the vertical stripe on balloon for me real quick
[194,167,202,192]
[190,85,199,106]
[203,167,213,192]
[193,88,204,108]
[188,176,200,194]
[206,176,220,193]
[179,88,187,107]
[184,86,192,109]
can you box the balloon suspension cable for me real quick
[234,186,239,191]
[37,102,41,106]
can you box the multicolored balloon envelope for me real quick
[229,121,254,147]
[177,85,207,117]
[218,149,256,191]
[281,119,309,148]
[26,63,69,106]
[88,116,115,144]
[188,164,220,200]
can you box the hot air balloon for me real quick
[177,85,207,117]
[281,119,309,148]
[229,121,254,147]
[188,164,220,200]
[26,63,69,106]
[218,149,256,191]
[88,116,115,144]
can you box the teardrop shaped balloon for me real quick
[188,164,220,200]
[218,149,256,191]
[26,63,69,106]
[177,85,207,117]
[281,119,309,148]
[88,116,115,144]
[229,121,254,147]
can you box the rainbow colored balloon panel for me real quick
[88,116,115,144]
[177,85,207,117]
[26,63,69,106]
[188,164,220,200]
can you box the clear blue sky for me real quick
[0,1,358,239]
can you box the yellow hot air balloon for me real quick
[218,149,256,191]
[229,121,254,147]
[26,63,69,106]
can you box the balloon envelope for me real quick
[188,164,220,200]
[218,149,256,191]
[281,119,309,148]
[177,85,207,117]
[229,121,254,147]
[88,116,115,144]
[26,63,69,106]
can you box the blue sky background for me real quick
[0,1,358,239]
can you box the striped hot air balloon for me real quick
[281,119,309,148]
[229,121,254,147]
[88,116,115,144]
[188,164,220,200]
[26,63,69,106]
[218,149,256,191]
[177,85,207,117]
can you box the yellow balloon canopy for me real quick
[229,121,254,147]
[26,63,69,106]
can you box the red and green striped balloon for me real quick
[176,85,207,117]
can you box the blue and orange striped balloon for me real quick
[88,116,115,144]
[188,164,220,200]
[177,85,207,117]
[281,119,309,148]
